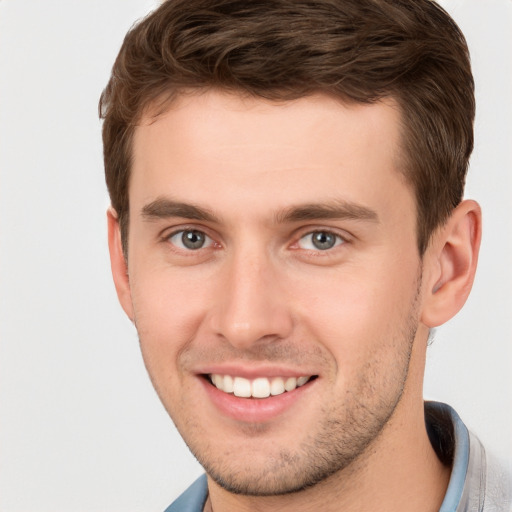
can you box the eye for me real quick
[297,231,344,251]
[168,229,213,250]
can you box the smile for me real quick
[209,374,313,398]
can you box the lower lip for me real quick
[199,377,315,423]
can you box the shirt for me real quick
[164,402,512,511]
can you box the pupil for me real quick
[182,230,205,249]
[312,232,335,250]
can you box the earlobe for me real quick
[107,208,134,322]
[421,200,482,328]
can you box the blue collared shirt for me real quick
[164,402,511,512]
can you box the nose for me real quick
[209,247,294,350]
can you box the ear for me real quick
[107,208,134,322]
[421,200,482,328]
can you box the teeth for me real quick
[233,377,252,397]
[270,377,285,396]
[297,376,309,386]
[212,374,223,388]
[251,378,270,398]
[210,374,312,398]
[284,377,297,391]
[223,375,234,393]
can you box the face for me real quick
[116,91,429,495]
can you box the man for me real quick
[99,0,511,510]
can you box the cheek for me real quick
[292,261,420,368]
[128,267,213,372]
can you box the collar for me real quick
[426,401,486,512]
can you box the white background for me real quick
[0,1,510,510]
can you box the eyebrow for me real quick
[141,197,379,225]
[141,198,220,223]
[275,200,379,224]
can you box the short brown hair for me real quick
[99,0,474,255]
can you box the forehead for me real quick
[130,90,410,220]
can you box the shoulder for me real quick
[426,402,512,512]
[461,420,512,511]
[163,474,208,512]
[482,447,512,512]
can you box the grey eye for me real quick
[298,231,343,251]
[169,230,212,250]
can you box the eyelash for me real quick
[294,230,347,252]
[162,226,349,256]
[164,228,217,251]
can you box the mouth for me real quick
[207,374,317,398]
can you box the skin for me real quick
[108,90,481,512]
